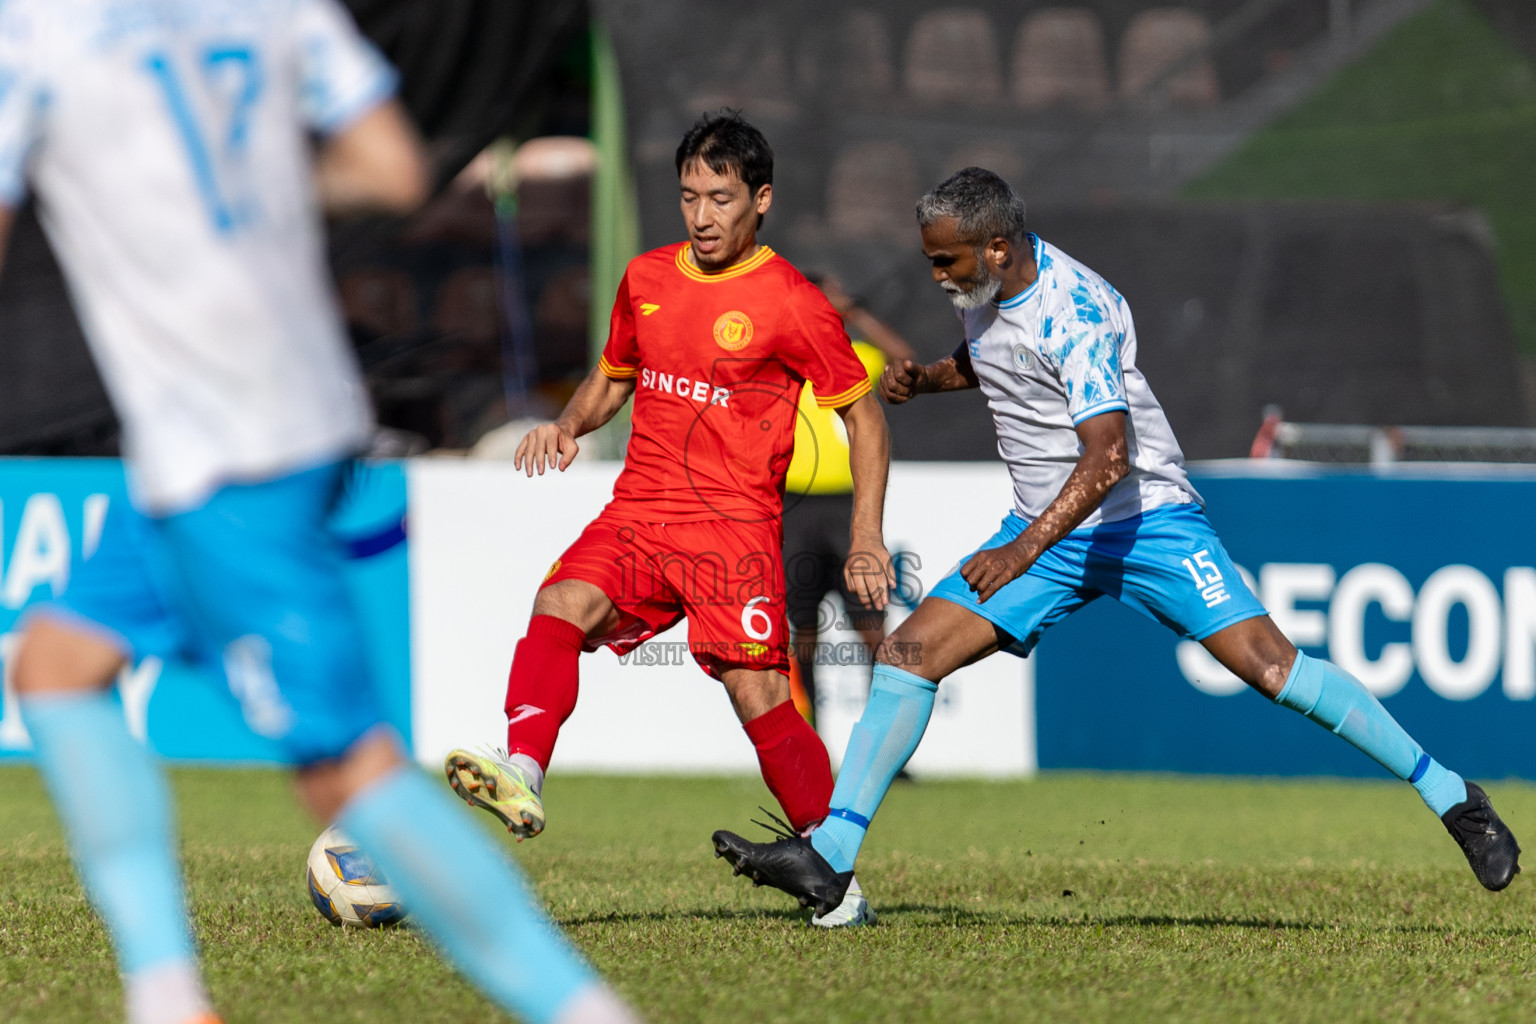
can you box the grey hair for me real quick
[915,167,1027,246]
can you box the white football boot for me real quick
[810,875,876,928]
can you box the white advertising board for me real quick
[408,459,1034,776]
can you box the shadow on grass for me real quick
[564,903,1536,939]
[561,907,808,927]
[863,905,1536,938]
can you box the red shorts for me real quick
[542,509,789,679]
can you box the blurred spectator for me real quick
[336,136,595,450]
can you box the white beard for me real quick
[944,272,1002,311]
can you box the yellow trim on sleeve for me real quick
[598,355,639,379]
[813,377,872,409]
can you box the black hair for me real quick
[915,167,1027,247]
[675,109,774,196]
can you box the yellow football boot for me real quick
[444,746,545,840]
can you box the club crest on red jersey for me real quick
[713,310,754,351]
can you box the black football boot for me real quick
[1441,781,1521,891]
[712,809,852,916]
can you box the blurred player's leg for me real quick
[17,621,217,1024]
[309,732,636,1024]
[165,465,637,1023]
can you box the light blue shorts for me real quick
[930,503,1266,657]
[37,461,383,764]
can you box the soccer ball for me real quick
[305,825,408,928]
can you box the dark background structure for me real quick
[598,0,1531,460]
[1,0,1532,460]
[0,0,588,455]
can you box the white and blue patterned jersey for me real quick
[958,234,1201,527]
[0,0,397,511]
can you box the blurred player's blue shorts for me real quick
[33,461,382,764]
[931,502,1266,657]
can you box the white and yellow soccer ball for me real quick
[305,825,408,928]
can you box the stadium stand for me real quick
[1116,7,1222,107]
[827,142,921,244]
[4,0,1520,461]
[783,203,1526,462]
[0,0,588,455]
[1011,8,1114,111]
[905,9,1005,105]
[432,268,500,346]
[340,268,420,339]
[591,0,1525,465]
[832,10,899,105]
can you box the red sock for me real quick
[504,615,585,769]
[744,699,833,831]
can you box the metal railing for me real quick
[1250,408,1536,464]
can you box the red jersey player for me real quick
[444,112,893,924]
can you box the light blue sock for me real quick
[811,664,938,873]
[21,691,197,975]
[1274,652,1467,816]
[339,768,599,1024]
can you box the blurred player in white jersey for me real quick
[0,2,636,1023]
[713,167,1520,916]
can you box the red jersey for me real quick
[597,242,872,523]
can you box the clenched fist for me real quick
[879,359,926,404]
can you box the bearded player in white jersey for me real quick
[0,2,635,1023]
[712,167,1520,916]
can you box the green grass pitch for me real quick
[2,766,1534,1023]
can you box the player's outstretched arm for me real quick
[878,341,979,405]
[838,391,895,611]
[962,412,1130,602]
[513,363,636,477]
[316,100,431,217]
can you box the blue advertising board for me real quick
[1035,465,1536,779]
[0,459,410,763]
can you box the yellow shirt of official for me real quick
[785,341,885,495]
